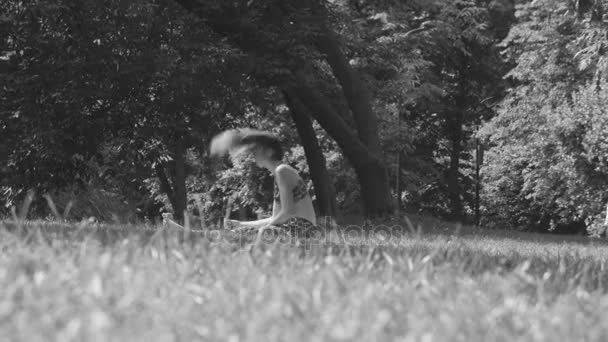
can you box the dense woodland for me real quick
[1,0,607,235]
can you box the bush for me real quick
[47,184,138,222]
[480,81,608,235]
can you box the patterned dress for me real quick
[225,167,319,246]
[272,176,317,234]
[273,177,308,207]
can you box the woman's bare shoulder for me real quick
[275,164,300,176]
[276,165,304,187]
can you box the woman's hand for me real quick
[223,218,241,229]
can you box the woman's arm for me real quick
[229,184,282,228]
[227,197,282,229]
[228,167,295,228]
[232,217,273,228]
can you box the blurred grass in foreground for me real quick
[0,219,608,341]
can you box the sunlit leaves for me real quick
[480,0,608,233]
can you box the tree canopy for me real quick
[3,0,607,235]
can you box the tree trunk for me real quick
[446,112,464,221]
[291,82,372,161]
[314,26,392,217]
[315,30,382,156]
[475,138,483,226]
[155,163,177,212]
[290,83,393,217]
[171,142,188,223]
[283,89,338,218]
[354,161,393,217]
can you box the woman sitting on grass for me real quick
[210,129,317,234]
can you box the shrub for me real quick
[480,81,608,235]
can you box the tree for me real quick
[1,0,150,211]
[479,0,608,233]
[283,89,338,218]
[340,0,515,221]
[0,0,253,221]
[173,0,394,217]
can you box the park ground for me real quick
[0,216,608,342]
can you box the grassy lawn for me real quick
[1,218,608,341]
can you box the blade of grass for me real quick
[44,194,63,221]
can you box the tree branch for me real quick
[288,78,379,167]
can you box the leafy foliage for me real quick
[481,80,608,234]
[0,0,259,219]
[480,0,608,234]
[4,0,607,234]
[339,0,513,220]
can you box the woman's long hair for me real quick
[209,128,283,160]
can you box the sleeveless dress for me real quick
[225,166,319,246]
[272,173,317,234]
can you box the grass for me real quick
[1,217,608,341]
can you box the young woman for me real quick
[210,129,317,233]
